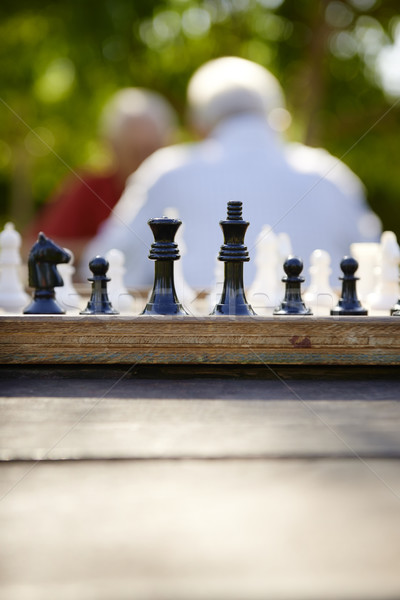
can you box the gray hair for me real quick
[187,57,286,132]
[100,88,177,141]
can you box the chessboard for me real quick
[1,211,400,367]
[1,314,399,365]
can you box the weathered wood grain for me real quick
[1,363,399,600]
[1,460,400,600]
[1,394,400,460]
[1,315,400,365]
[1,367,400,460]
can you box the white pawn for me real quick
[0,222,29,313]
[304,249,338,315]
[248,225,281,314]
[106,248,135,313]
[277,232,292,275]
[55,249,84,312]
[163,207,197,311]
[276,231,292,300]
[350,241,380,301]
[367,231,400,312]
[208,257,225,313]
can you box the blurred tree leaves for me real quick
[0,0,399,234]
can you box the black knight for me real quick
[24,232,71,314]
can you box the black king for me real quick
[212,201,255,316]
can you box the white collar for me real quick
[210,113,282,149]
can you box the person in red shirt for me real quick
[27,88,177,261]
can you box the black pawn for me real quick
[142,217,188,315]
[330,256,367,316]
[274,256,312,315]
[211,201,255,316]
[80,256,119,315]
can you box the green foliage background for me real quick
[0,0,399,234]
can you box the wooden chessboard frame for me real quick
[0,315,399,365]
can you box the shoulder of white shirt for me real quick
[124,135,366,203]
[125,142,200,190]
[284,142,365,199]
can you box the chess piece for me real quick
[106,248,135,313]
[390,248,400,313]
[0,222,29,313]
[24,232,71,314]
[247,225,281,313]
[274,256,312,315]
[367,231,400,312]
[304,249,338,314]
[391,284,400,315]
[211,201,255,316]
[80,256,119,315]
[55,249,84,312]
[277,232,292,271]
[330,256,368,316]
[142,217,188,315]
[276,231,292,302]
[350,241,380,301]
[163,207,197,308]
[208,257,225,313]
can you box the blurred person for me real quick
[27,88,177,261]
[82,57,381,288]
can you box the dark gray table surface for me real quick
[1,365,400,600]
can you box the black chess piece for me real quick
[80,256,119,315]
[142,217,188,315]
[390,297,400,315]
[24,232,71,314]
[330,256,368,316]
[273,256,312,315]
[211,201,255,316]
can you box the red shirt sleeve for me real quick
[30,172,124,239]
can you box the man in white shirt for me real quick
[81,57,380,289]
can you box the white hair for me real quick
[100,88,177,141]
[187,57,286,132]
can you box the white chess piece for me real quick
[304,249,338,315]
[248,225,281,313]
[367,231,400,312]
[276,231,292,301]
[0,222,29,313]
[55,249,84,312]
[163,207,197,310]
[208,257,225,313]
[106,248,135,313]
[350,241,380,301]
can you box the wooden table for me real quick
[1,315,400,599]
